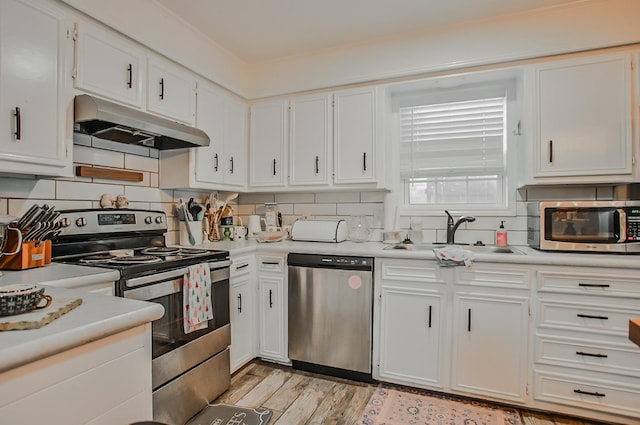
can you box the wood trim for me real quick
[76,166,144,182]
[630,319,640,348]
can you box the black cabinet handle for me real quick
[127,64,132,88]
[235,263,249,270]
[315,155,319,174]
[269,289,273,308]
[273,159,277,176]
[14,107,21,140]
[577,313,609,320]
[230,156,234,174]
[576,351,608,358]
[237,293,242,313]
[549,140,553,163]
[214,153,219,172]
[428,305,432,328]
[578,283,610,288]
[363,152,367,172]
[159,77,164,100]
[467,308,472,332]
[261,261,279,265]
[573,389,605,397]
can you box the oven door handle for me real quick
[125,260,231,289]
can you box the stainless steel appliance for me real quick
[527,201,640,253]
[287,253,373,382]
[51,209,230,425]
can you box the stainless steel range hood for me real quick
[74,94,209,150]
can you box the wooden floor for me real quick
[214,360,607,425]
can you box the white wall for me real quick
[248,0,640,97]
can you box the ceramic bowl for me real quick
[0,284,51,316]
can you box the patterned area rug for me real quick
[185,403,272,425]
[359,385,522,425]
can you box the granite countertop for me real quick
[0,264,163,373]
[182,240,640,270]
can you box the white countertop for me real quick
[183,239,640,270]
[0,264,163,373]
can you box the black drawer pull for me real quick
[269,289,273,308]
[578,283,610,288]
[214,153,219,171]
[230,156,234,174]
[577,313,609,320]
[428,305,432,328]
[467,308,471,332]
[235,263,249,270]
[273,158,277,176]
[573,389,605,398]
[127,64,133,88]
[576,351,608,358]
[262,261,279,265]
[549,140,553,163]
[14,107,21,140]
[237,293,242,313]
[159,77,164,100]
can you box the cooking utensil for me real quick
[221,192,238,216]
[182,205,196,245]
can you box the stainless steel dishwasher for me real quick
[288,253,374,382]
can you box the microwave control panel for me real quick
[626,208,640,241]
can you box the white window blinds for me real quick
[399,96,506,180]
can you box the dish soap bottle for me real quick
[496,221,508,247]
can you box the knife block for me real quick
[0,231,51,270]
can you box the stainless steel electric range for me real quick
[51,209,231,425]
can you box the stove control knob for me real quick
[155,216,164,224]
[75,217,87,227]
[145,216,153,224]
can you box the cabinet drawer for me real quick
[456,265,530,290]
[380,259,446,285]
[538,270,640,298]
[258,255,284,272]
[538,299,640,337]
[536,335,640,377]
[230,255,253,278]
[534,370,640,418]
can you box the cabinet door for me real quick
[534,54,631,177]
[230,275,254,372]
[452,293,529,403]
[249,100,287,187]
[75,22,145,108]
[195,82,225,185]
[147,58,196,125]
[223,95,248,187]
[333,87,376,184]
[379,286,444,389]
[259,274,286,362]
[0,0,71,175]
[289,94,331,186]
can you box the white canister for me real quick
[247,215,262,240]
[233,226,248,241]
[179,221,204,246]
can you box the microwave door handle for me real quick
[616,208,626,242]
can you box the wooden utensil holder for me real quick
[0,231,51,270]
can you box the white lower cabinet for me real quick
[379,286,445,388]
[257,254,288,363]
[230,255,256,372]
[451,293,529,403]
[0,325,153,425]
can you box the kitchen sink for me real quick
[388,243,525,255]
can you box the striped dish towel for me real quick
[183,263,214,334]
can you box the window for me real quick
[394,76,518,214]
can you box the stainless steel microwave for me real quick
[527,201,640,254]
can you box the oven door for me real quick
[122,261,230,382]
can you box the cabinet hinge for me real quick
[69,23,78,41]
[525,383,529,396]
[528,305,531,317]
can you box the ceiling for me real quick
[155,0,581,64]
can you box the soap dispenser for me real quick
[496,221,508,247]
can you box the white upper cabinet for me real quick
[333,87,377,184]
[529,53,632,182]
[0,0,73,177]
[147,57,196,125]
[159,81,248,190]
[249,100,288,188]
[289,93,331,186]
[74,21,146,109]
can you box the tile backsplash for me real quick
[0,134,625,246]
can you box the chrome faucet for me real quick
[445,210,476,244]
